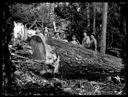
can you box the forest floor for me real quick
[2,42,126,96]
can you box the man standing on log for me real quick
[90,34,97,51]
[82,32,90,49]
[44,26,49,36]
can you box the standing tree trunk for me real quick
[87,3,90,32]
[119,2,127,73]
[50,3,55,23]
[100,3,108,54]
[93,2,96,35]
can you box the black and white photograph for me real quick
[1,1,127,96]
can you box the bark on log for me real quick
[45,37,123,80]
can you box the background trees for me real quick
[9,2,124,55]
[54,2,123,54]
[9,3,56,30]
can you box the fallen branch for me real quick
[28,19,37,29]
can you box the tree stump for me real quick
[29,33,57,64]
[29,34,46,61]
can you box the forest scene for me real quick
[1,2,127,96]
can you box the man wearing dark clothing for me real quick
[90,35,97,51]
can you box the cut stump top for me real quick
[30,34,46,61]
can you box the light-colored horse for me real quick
[13,21,37,41]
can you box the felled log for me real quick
[45,37,124,80]
[28,33,123,80]
[11,34,124,94]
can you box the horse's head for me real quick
[13,21,40,42]
[13,21,24,39]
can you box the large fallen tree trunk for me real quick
[45,37,124,80]
[10,33,124,95]
[27,33,123,80]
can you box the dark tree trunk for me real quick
[119,2,127,94]
[87,3,90,33]
[92,2,96,35]
[119,2,127,74]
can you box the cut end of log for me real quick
[30,33,58,65]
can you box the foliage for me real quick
[10,3,38,23]
[10,3,54,28]
[54,3,89,42]
[54,3,103,43]
[54,2,123,50]
[107,3,122,48]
